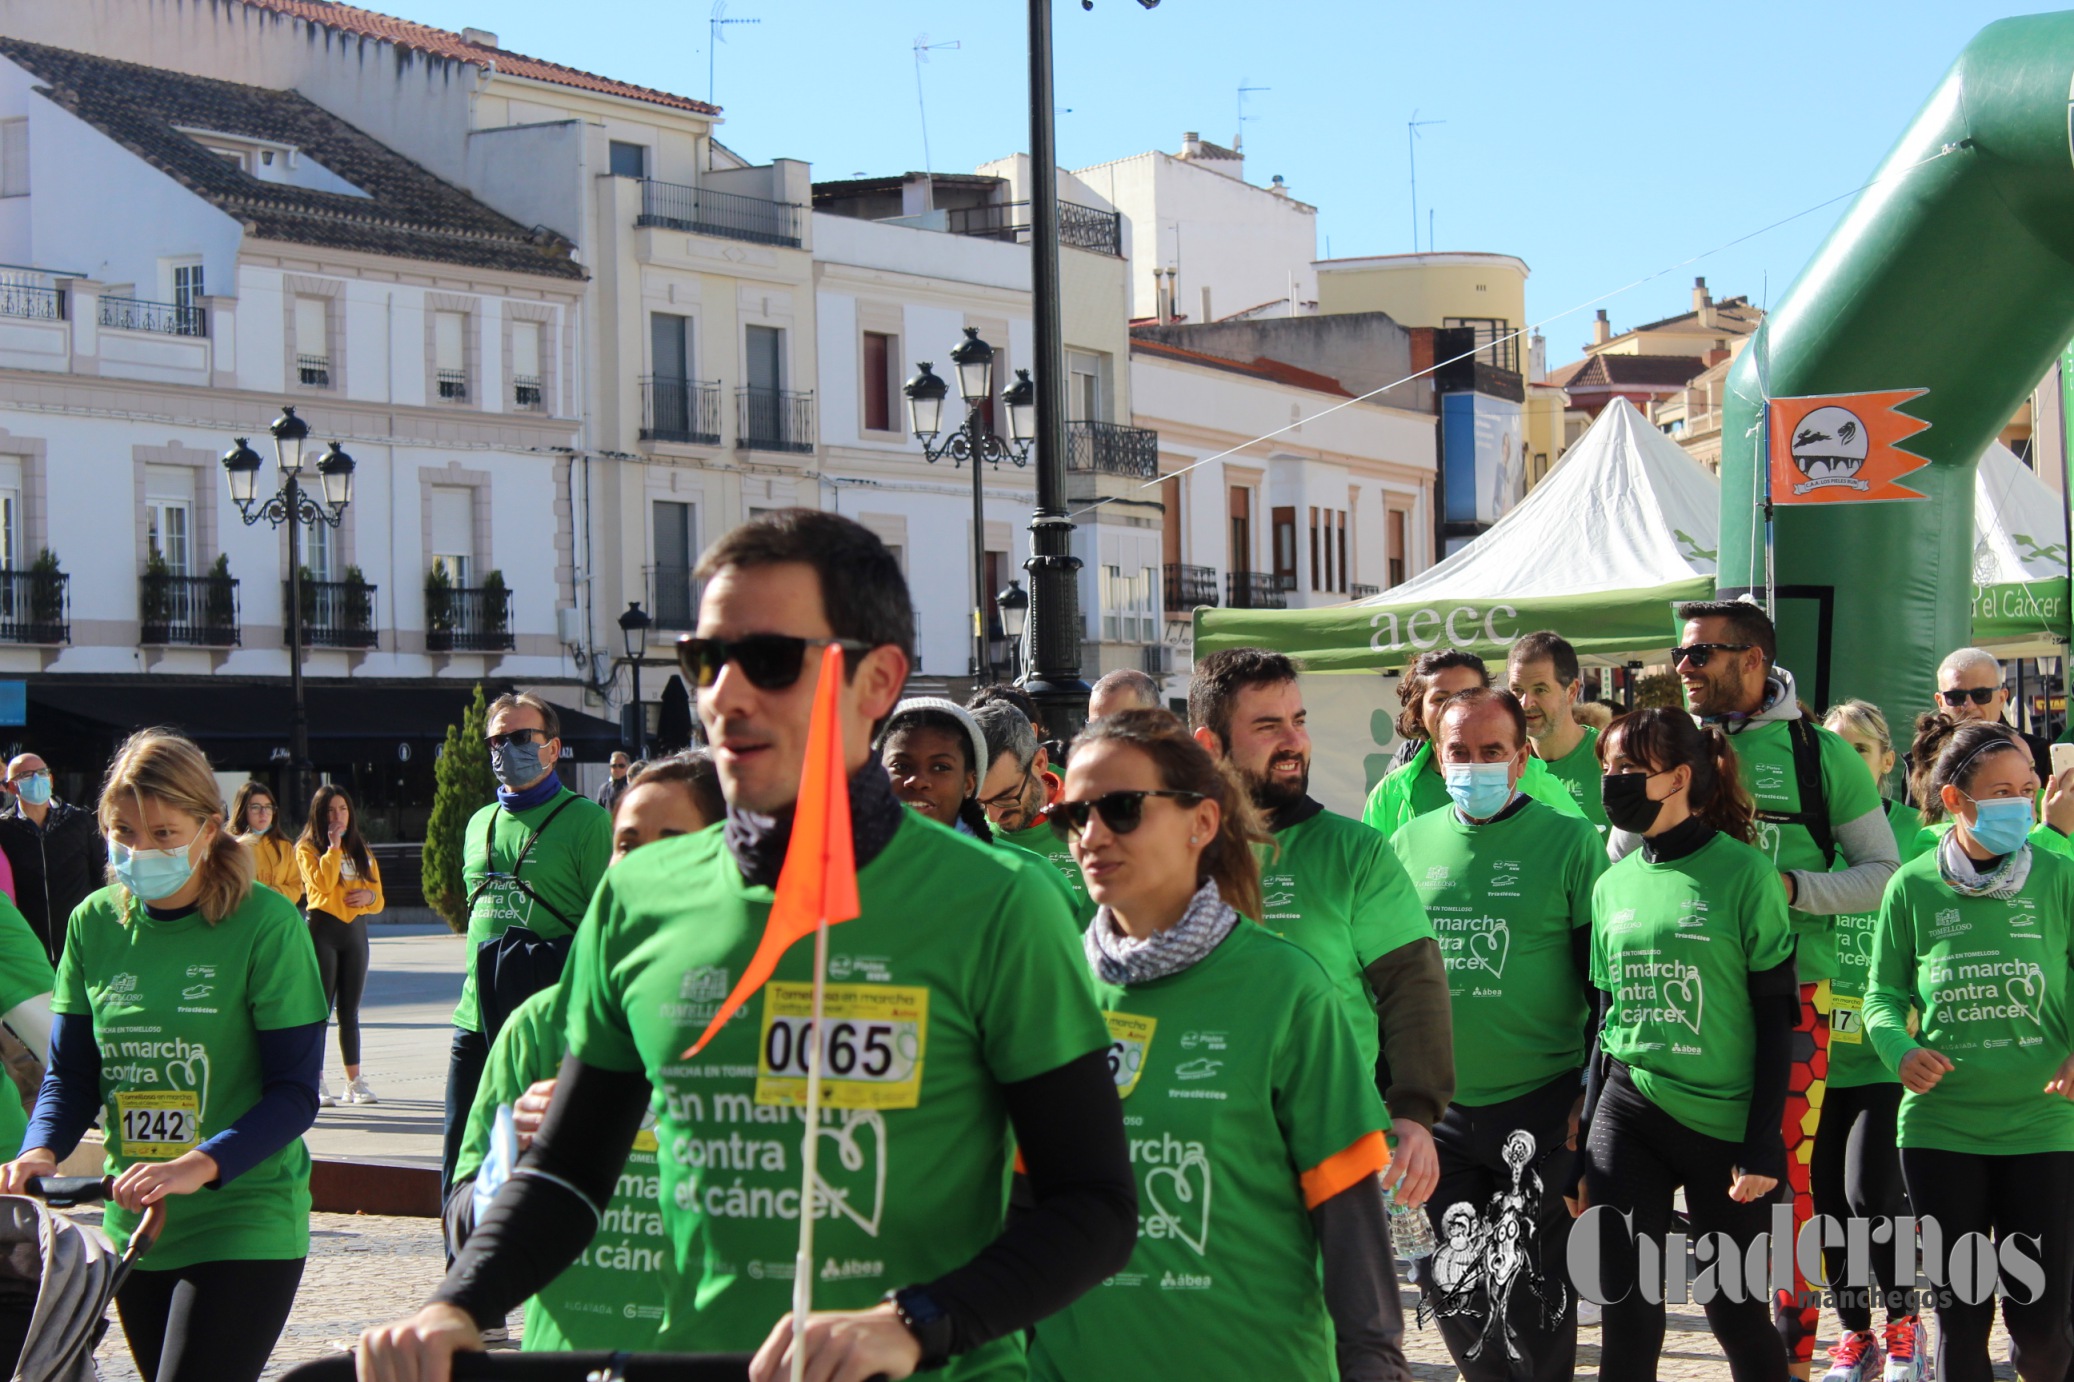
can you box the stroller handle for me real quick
[22,1174,169,1262]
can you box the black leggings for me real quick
[115,1255,305,1382]
[1900,1147,2074,1382]
[1809,1081,1910,1332]
[307,911,369,1067]
[1583,1066,1789,1382]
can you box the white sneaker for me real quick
[318,1076,337,1108]
[1577,1298,1602,1327]
[346,1076,378,1105]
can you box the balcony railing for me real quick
[648,563,700,631]
[0,283,64,322]
[737,387,815,454]
[297,354,331,388]
[1163,563,1218,615]
[436,368,468,402]
[637,179,805,249]
[100,295,206,337]
[1065,420,1159,479]
[1225,570,1286,611]
[944,200,1123,257]
[141,572,240,646]
[425,583,513,653]
[513,375,544,411]
[640,376,722,445]
[285,579,377,649]
[0,569,68,643]
[1350,582,1381,599]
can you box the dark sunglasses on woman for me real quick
[1050,789,1205,840]
[676,634,874,691]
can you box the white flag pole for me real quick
[789,913,831,1382]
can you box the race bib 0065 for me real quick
[116,1090,201,1161]
[754,983,928,1110]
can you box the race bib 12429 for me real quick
[754,983,928,1110]
[116,1089,200,1161]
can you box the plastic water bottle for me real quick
[1383,1182,1437,1261]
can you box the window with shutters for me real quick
[1068,350,1103,422]
[1272,506,1297,591]
[1337,510,1349,592]
[435,311,468,401]
[295,296,330,387]
[1388,509,1407,588]
[0,121,26,199]
[172,264,205,311]
[651,500,697,629]
[1309,507,1321,592]
[512,323,543,410]
[861,331,896,434]
[0,457,23,573]
[429,486,473,588]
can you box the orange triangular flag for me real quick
[681,642,862,1058]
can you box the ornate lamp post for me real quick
[222,405,353,818]
[905,334,1035,684]
[618,600,653,755]
[995,578,1030,679]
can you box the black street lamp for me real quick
[906,329,1034,685]
[618,600,653,755]
[222,404,352,821]
[995,579,1030,678]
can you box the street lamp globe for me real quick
[221,437,264,508]
[316,441,356,511]
[903,362,948,441]
[1004,368,1037,445]
[996,579,1030,641]
[949,326,995,405]
[270,405,311,477]
[618,600,652,660]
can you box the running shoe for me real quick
[318,1076,337,1108]
[1822,1331,1878,1382]
[346,1076,379,1105]
[1882,1316,1923,1382]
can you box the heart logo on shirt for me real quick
[813,1109,887,1239]
[1843,925,1877,973]
[162,1048,211,1115]
[1662,969,1705,1036]
[1145,1147,1213,1255]
[1466,921,1511,981]
[2006,966,2045,1026]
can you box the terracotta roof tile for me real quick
[1553,354,1706,389]
[235,0,719,116]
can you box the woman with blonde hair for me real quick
[230,780,300,904]
[0,729,327,1382]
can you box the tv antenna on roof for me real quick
[709,1,760,106]
[1408,109,1444,253]
[1236,77,1268,153]
[914,34,961,175]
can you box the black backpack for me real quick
[467,796,582,1041]
[1751,717,1838,869]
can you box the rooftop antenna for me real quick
[709,1,759,107]
[913,34,960,175]
[1235,76,1268,154]
[1408,109,1443,252]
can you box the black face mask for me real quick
[1602,771,1666,834]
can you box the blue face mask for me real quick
[1444,761,1516,822]
[1965,794,2034,855]
[489,738,547,790]
[108,837,197,903]
[14,773,50,807]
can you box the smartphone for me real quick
[2052,742,2074,782]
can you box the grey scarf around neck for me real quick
[1085,880,1239,986]
[1936,830,2032,900]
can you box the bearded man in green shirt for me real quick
[1189,647,1452,1211]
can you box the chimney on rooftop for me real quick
[1181,131,1202,158]
[1592,309,1612,346]
[462,27,499,48]
[1692,276,1711,312]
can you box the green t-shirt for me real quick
[0,896,52,1157]
[564,812,1109,1369]
[995,838,1079,918]
[454,788,614,1032]
[996,819,1094,927]
[1537,725,1609,833]
[1723,718,1884,985]
[1591,833,1796,1142]
[1827,798,1928,1089]
[1259,806,1433,1077]
[53,883,328,1267]
[1361,742,1586,840]
[1866,846,2074,1155]
[1030,924,1388,1382]
[1394,800,1604,1105]
[454,984,666,1352]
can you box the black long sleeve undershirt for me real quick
[435,1049,1137,1358]
[1739,957,1799,1179]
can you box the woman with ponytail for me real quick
[1578,707,1795,1382]
[297,784,384,1108]
[1866,719,2074,1382]
[1031,709,1410,1381]
[0,729,326,1382]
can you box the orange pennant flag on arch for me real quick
[681,642,861,1059]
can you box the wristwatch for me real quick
[886,1286,953,1371]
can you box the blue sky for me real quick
[410,0,2033,362]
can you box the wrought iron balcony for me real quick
[436,368,468,402]
[737,387,815,454]
[648,563,700,631]
[1163,563,1218,615]
[1225,570,1286,611]
[637,179,805,249]
[640,376,722,445]
[101,295,205,337]
[1065,420,1159,479]
[0,569,68,643]
[513,375,544,411]
[0,283,63,322]
[944,200,1123,257]
[297,353,331,388]
[285,578,378,650]
[425,583,513,653]
[141,572,240,645]
[1350,582,1381,599]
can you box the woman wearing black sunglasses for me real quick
[1030,709,1411,1382]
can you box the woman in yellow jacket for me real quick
[296,785,383,1108]
[231,781,301,905]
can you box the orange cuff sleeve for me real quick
[1299,1129,1391,1210]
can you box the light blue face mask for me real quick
[1965,794,2034,855]
[108,837,197,903]
[1444,761,1516,822]
[13,773,50,807]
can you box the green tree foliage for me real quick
[423,683,494,931]
[1635,670,1686,710]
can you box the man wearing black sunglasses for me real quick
[361,510,1133,1382]
[1930,646,2053,786]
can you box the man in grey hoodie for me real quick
[1611,597,1897,1379]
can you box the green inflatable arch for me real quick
[1720,11,2074,721]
